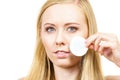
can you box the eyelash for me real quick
[45,27,55,33]
[67,26,78,32]
[45,26,78,33]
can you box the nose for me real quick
[55,32,65,46]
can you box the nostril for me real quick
[56,41,65,46]
[55,32,66,46]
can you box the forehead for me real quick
[42,3,86,23]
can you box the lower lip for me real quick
[55,52,69,58]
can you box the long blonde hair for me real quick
[26,0,104,80]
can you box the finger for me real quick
[98,41,112,55]
[85,34,98,47]
[94,36,102,51]
[88,43,94,50]
[98,33,116,41]
[86,32,112,47]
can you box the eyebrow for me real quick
[44,22,80,26]
[43,23,55,26]
[65,23,81,26]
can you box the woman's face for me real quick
[41,3,88,68]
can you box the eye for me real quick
[45,27,55,33]
[67,26,78,32]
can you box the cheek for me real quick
[41,36,55,62]
[41,33,55,51]
[84,25,89,38]
[83,31,88,39]
[80,27,88,39]
[85,27,88,38]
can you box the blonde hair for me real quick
[26,0,104,80]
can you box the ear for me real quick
[105,75,120,80]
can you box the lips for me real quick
[54,50,70,58]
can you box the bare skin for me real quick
[85,33,120,67]
[20,2,120,80]
[41,3,88,80]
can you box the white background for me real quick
[0,0,120,80]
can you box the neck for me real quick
[53,64,81,80]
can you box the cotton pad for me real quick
[70,36,88,56]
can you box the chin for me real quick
[53,59,80,68]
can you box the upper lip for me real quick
[54,50,70,53]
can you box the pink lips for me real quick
[54,50,70,58]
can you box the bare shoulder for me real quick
[105,75,120,80]
[18,77,25,80]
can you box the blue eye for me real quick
[46,27,55,33]
[67,27,78,32]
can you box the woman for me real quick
[24,0,120,80]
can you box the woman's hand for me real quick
[85,32,120,67]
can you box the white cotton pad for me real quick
[70,36,88,56]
